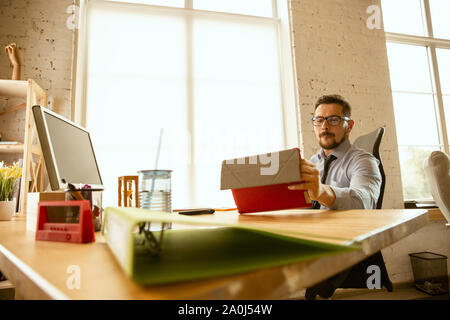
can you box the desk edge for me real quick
[0,244,69,300]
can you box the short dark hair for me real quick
[314,94,351,117]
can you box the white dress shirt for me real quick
[309,139,382,209]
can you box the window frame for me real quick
[72,0,299,207]
[384,0,450,156]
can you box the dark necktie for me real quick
[312,155,337,209]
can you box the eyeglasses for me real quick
[312,115,350,126]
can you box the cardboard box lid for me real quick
[220,148,302,190]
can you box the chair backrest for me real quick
[424,151,450,224]
[353,127,386,209]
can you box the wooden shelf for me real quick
[0,103,26,117]
[0,143,24,154]
[0,79,48,215]
[0,80,28,98]
[0,143,41,155]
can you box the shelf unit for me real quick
[0,79,48,215]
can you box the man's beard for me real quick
[319,132,347,150]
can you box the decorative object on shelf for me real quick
[0,161,22,220]
[118,175,139,207]
[0,79,48,215]
[4,42,23,80]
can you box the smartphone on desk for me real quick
[175,208,215,215]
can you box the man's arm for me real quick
[328,155,381,209]
[288,158,337,208]
[288,156,381,209]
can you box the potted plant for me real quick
[0,161,22,220]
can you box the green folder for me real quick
[102,207,360,286]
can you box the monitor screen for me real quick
[33,105,103,190]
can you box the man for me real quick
[288,94,381,210]
[288,94,389,300]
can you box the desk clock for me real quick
[36,200,96,243]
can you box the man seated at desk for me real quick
[288,94,381,210]
[288,94,386,299]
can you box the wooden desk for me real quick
[0,209,428,300]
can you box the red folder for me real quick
[221,148,311,213]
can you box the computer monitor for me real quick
[32,105,103,191]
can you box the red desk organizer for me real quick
[36,200,96,243]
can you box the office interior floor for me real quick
[294,283,450,300]
[1,281,450,300]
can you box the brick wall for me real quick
[289,0,404,209]
[0,0,75,119]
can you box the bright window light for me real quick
[386,42,441,201]
[429,0,450,39]
[192,16,283,206]
[84,2,286,208]
[386,42,433,93]
[392,92,439,146]
[381,0,426,36]
[86,4,189,208]
[382,1,450,201]
[106,0,184,8]
[443,96,450,144]
[436,48,450,95]
[194,0,273,17]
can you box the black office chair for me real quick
[353,126,386,210]
[305,126,393,300]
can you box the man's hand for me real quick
[4,43,23,66]
[288,159,321,200]
[288,158,336,208]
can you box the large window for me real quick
[382,0,450,201]
[75,0,297,208]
